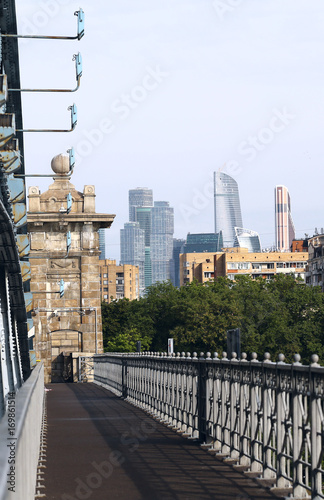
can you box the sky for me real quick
[15,0,324,261]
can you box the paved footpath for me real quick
[44,383,284,500]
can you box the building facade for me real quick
[99,259,139,302]
[306,234,324,289]
[214,171,243,247]
[180,248,308,286]
[275,185,295,251]
[28,154,115,383]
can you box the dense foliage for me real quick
[101,275,324,364]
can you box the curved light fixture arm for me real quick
[16,104,77,133]
[1,10,84,40]
[9,54,82,93]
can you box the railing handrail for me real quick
[93,351,324,499]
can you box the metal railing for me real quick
[0,362,44,500]
[93,351,324,500]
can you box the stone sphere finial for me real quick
[51,153,70,175]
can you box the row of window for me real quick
[227,262,305,270]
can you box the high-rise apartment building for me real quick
[120,222,145,295]
[275,185,295,251]
[214,171,243,247]
[151,201,174,283]
[129,187,153,222]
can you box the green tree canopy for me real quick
[101,275,324,364]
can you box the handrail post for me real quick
[197,354,206,442]
[122,358,128,399]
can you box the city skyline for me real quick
[15,2,324,261]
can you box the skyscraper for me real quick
[275,185,295,251]
[120,222,145,294]
[129,188,153,222]
[170,239,185,287]
[214,171,243,247]
[150,201,174,284]
[98,228,106,260]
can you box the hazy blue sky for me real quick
[16,0,324,260]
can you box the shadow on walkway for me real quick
[44,383,283,500]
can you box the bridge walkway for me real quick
[44,383,285,500]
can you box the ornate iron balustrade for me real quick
[93,351,324,499]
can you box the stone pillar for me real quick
[28,153,115,383]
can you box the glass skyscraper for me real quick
[129,188,153,222]
[151,202,174,284]
[214,171,243,247]
[120,222,145,295]
[98,228,106,260]
[170,239,185,287]
[183,232,223,253]
[275,185,295,251]
[234,227,261,252]
[121,189,174,295]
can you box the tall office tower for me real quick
[120,222,145,295]
[135,206,152,288]
[151,202,174,283]
[234,227,261,252]
[129,187,153,222]
[98,228,106,260]
[214,171,243,247]
[275,185,295,251]
[170,239,185,287]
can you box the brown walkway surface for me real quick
[44,383,283,500]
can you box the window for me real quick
[227,262,250,270]
[104,294,108,299]
[267,263,274,269]
[204,272,212,278]
[103,280,108,285]
[252,263,261,270]
[103,273,108,278]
